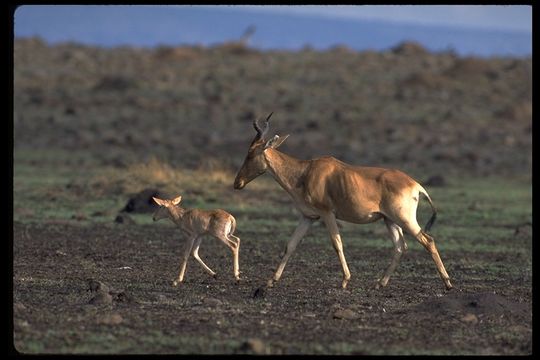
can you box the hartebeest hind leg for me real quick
[376,218,407,289]
[267,216,314,288]
[400,221,453,290]
[322,213,352,289]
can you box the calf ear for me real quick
[265,134,290,149]
[152,197,165,206]
[172,196,182,205]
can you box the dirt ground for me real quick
[12,219,532,355]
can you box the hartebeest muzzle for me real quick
[233,177,245,190]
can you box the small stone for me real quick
[240,338,266,354]
[96,313,123,325]
[202,297,222,307]
[89,291,113,305]
[71,212,87,221]
[460,313,478,324]
[114,213,136,225]
[252,287,266,299]
[333,308,360,320]
[113,291,133,303]
[14,302,26,312]
[87,279,110,293]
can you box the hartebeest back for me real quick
[233,113,452,290]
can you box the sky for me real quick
[203,5,532,33]
[13,5,532,56]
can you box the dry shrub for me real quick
[87,157,241,198]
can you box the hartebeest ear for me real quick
[152,197,166,206]
[265,134,290,149]
[171,196,182,205]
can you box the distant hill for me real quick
[14,5,531,57]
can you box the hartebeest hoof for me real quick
[342,279,349,289]
[266,279,275,288]
[172,280,182,287]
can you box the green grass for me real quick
[13,152,531,258]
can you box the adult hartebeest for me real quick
[233,113,452,290]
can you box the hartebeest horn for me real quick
[253,112,273,140]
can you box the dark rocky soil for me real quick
[12,221,532,354]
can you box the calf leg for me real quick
[191,236,217,277]
[173,235,196,286]
[216,234,241,281]
[228,234,241,281]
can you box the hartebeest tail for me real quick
[418,186,437,232]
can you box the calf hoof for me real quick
[376,278,388,289]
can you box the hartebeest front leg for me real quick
[321,213,351,289]
[173,235,197,286]
[267,216,314,288]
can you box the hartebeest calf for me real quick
[152,195,240,285]
[233,113,452,290]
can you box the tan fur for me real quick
[152,196,240,286]
[234,116,452,290]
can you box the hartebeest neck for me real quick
[263,148,309,193]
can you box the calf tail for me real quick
[229,215,237,236]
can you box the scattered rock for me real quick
[468,201,482,210]
[88,291,113,305]
[114,213,136,225]
[202,297,222,307]
[514,223,532,238]
[252,287,266,299]
[423,175,447,187]
[333,308,360,320]
[71,212,87,221]
[121,188,170,214]
[460,313,479,324]
[112,291,133,304]
[96,313,123,325]
[13,302,27,312]
[87,279,110,293]
[239,338,266,354]
[409,292,531,320]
